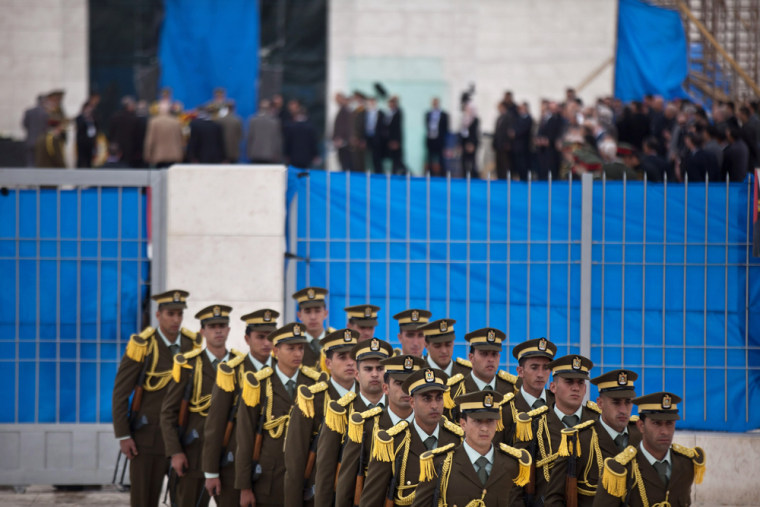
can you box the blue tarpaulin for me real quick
[615,0,689,102]
[288,169,760,432]
[158,0,259,121]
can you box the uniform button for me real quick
[406,480,411,485]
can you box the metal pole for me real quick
[579,173,593,360]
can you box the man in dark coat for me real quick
[683,132,719,182]
[365,97,386,174]
[187,108,225,164]
[512,102,534,181]
[333,93,353,171]
[385,96,407,175]
[723,125,749,182]
[108,96,139,168]
[424,97,449,176]
[285,106,320,169]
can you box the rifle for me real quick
[250,390,268,484]
[564,430,578,507]
[303,426,320,501]
[352,430,367,507]
[219,394,241,468]
[524,415,539,506]
[384,442,404,507]
[167,358,196,507]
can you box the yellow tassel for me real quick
[296,385,315,418]
[693,446,706,484]
[419,451,436,482]
[216,363,236,392]
[320,349,328,372]
[372,430,394,462]
[325,401,347,434]
[241,371,260,407]
[601,457,628,498]
[559,428,580,457]
[515,412,532,442]
[443,389,455,410]
[125,335,148,362]
[138,326,155,339]
[172,355,186,383]
[496,405,504,432]
[514,449,532,487]
[348,412,365,443]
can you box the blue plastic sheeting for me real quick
[288,169,760,432]
[159,0,259,122]
[615,0,689,102]
[0,189,149,423]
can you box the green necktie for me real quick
[614,433,628,451]
[484,384,493,391]
[562,414,580,428]
[423,436,437,450]
[532,398,546,409]
[285,379,296,399]
[212,359,220,371]
[169,344,180,356]
[475,456,489,485]
[653,460,670,487]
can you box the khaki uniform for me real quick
[411,443,529,507]
[111,327,200,507]
[358,418,464,506]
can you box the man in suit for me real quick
[493,101,512,180]
[386,96,407,175]
[411,391,529,507]
[143,102,184,168]
[419,318,473,377]
[235,323,324,507]
[594,392,705,507]
[283,329,360,507]
[345,304,380,342]
[202,309,280,506]
[108,96,139,168]
[292,287,332,370]
[161,305,233,507]
[365,97,386,174]
[393,309,431,357]
[334,354,425,507]
[214,101,243,163]
[284,105,320,170]
[545,369,643,507]
[247,99,283,164]
[512,102,534,181]
[350,91,368,173]
[333,93,353,171]
[425,97,449,176]
[187,107,225,164]
[359,368,464,506]
[683,132,719,182]
[112,290,200,507]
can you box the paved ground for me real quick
[0,485,221,506]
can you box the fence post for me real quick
[579,173,593,358]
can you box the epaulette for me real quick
[498,370,519,385]
[574,419,596,432]
[125,331,151,362]
[442,417,464,438]
[241,371,261,407]
[172,347,203,383]
[672,443,706,484]
[494,392,515,432]
[498,443,532,487]
[254,366,273,381]
[327,326,337,333]
[347,406,383,443]
[527,405,550,418]
[138,326,155,339]
[180,327,203,348]
[497,391,515,407]
[419,443,457,482]
[295,381,329,418]
[455,357,472,368]
[629,415,639,423]
[216,353,246,392]
[299,364,322,381]
[601,445,637,498]
[225,349,247,369]
[325,394,356,434]
[515,411,533,442]
[443,373,465,409]
[586,400,602,414]
[337,390,357,407]
[372,421,409,462]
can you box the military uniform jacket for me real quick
[445,370,518,421]
[545,418,642,507]
[202,354,260,477]
[234,365,322,503]
[592,444,703,507]
[283,379,351,507]
[411,443,526,507]
[313,391,370,506]
[358,418,464,507]
[112,327,199,455]
[160,349,219,478]
[450,357,474,377]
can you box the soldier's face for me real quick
[202,322,230,349]
[297,306,328,335]
[461,415,498,452]
[274,342,304,370]
[637,418,675,458]
[156,308,183,338]
[517,357,551,397]
[410,390,444,428]
[469,349,500,382]
[356,360,384,396]
[398,329,425,356]
[383,377,411,412]
[325,351,356,386]
[597,395,633,434]
[348,322,375,342]
[550,376,586,414]
[245,330,272,363]
[426,340,454,367]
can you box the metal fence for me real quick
[287,169,760,432]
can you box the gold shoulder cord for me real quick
[535,413,555,481]
[438,451,455,507]
[262,377,290,438]
[188,356,212,416]
[632,459,671,507]
[394,430,415,506]
[578,427,604,495]
[143,339,173,392]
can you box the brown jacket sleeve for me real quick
[313,417,346,506]
[234,400,261,491]
[202,382,235,475]
[357,442,394,507]
[334,433,363,507]
[111,354,142,438]
[160,367,186,457]
[283,393,320,507]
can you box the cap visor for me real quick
[462,410,500,420]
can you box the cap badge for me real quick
[424,369,435,383]
[370,338,379,351]
[293,324,301,336]
[213,305,221,317]
[618,371,628,385]
[263,310,272,322]
[484,393,494,408]
[538,338,547,351]
[411,310,419,322]
[572,356,581,370]
[307,288,315,299]
[364,306,372,318]
[404,356,413,370]
[662,394,672,409]
[440,321,448,332]
[487,329,496,343]
[343,329,353,342]
[173,291,181,302]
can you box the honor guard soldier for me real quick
[314,338,394,505]
[419,318,473,376]
[345,304,380,342]
[235,323,324,507]
[161,304,233,507]
[334,354,425,507]
[411,391,530,507]
[594,392,705,507]
[359,368,464,507]
[111,289,200,507]
[393,309,432,357]
[545,369,642,507]
[283,328,360,507]
[445,326,518,421]
[512,338,558,412]
[522,354,598,505]
[293,287,334,370]
[202,309,280,506]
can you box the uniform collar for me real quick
[639,441,671,467]
[599,414,628,441]
[360,391,386,409]
[462,439,494,467]
[471,372,496,391]
[248,352,271,371]
[330,378,355,398]
[520,385,547,407]
[275,364,299,385]
[157,326,179,348]
[388,407,414,427]
[413,418,440,442]
[205,348,229,364]
[554,403,584,425]
[426,355,453,376]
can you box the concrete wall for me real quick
[162,165,288,352]
[327,0,616,174]
[0,0,89,165]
